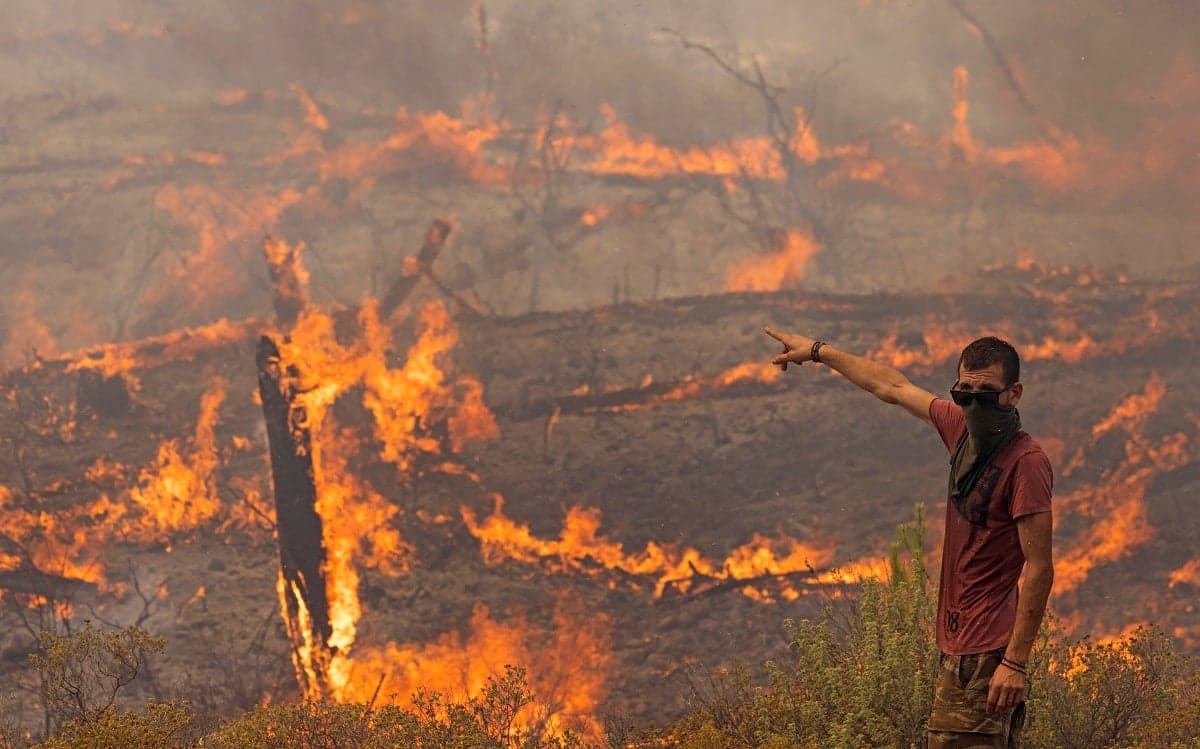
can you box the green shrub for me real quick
[33,701,195,749]
[30,621,166,730]
[1025,622,1200,749]
[657,505,1200,749]
[667,506,938,749]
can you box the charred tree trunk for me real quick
[255,334,332,698]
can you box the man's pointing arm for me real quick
[764,326,937,425]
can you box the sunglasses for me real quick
[949,383,1013,407]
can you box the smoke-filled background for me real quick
[1,0,1199,739]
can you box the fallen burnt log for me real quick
[501,370,797,422]
[663,566,859,603]
[0,570,98,600]
[379,218,454,319]
[0,564,98,601]
[255,334,332,697]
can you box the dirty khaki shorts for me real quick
[927,649,1025,748]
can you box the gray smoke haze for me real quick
[1,0,1198,353]
[3,1,1196,138]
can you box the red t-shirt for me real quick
[929,398,1053,655]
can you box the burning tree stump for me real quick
[255,334,333,697]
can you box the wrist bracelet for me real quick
[810,341,825,364]
[1000,657,1027,675]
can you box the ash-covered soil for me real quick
[3,274,1199,727]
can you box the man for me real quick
[764,329,1053,748]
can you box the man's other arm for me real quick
[989,509,1054,712]
[1008,510,1054,664]
[764,327,937,425]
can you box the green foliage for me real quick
[668,506,938,749]
[658,506,1200,748]
[205,665,586,749]
[1025,622,1200,749]
[33,701,195,749]
[30,621,166,729]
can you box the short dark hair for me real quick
[958,336,1020,386]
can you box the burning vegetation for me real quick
[1,1,1199,745]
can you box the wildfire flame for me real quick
[126,377,227,540]
[725,229,823,293]
[268,290,502,706]
[1169,558,1200,588]
[332,600,611,742]
[463,494,849,600]
[1054,375,1193,594]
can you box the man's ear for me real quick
[1007,382,1023,407]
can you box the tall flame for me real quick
[126,377,227,539]
[332,600,610,742]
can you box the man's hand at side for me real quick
[987,662,1026,713]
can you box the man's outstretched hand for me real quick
[764,327,816,371]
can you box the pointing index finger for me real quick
[763,326,785,343]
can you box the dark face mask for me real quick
[962,400,1021,451]
[949,400,1022,503]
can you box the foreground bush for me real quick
[663,507,937,749]
[1024,623,1200,749]
[20,663,584,749]
[34,701,194,749]
[656,506,1200,749]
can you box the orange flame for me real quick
[725,229,823,292]
[604,361,785,415]
[462,495,836,600]
[0,486,119,587]
[332,600,610,742]
[1169,558,1200,588]
[271,297,496,702]
[290,83,330,132]
[1054,375,1192,594]
[126,378,226,540]
[147,184,307,316]
[64,317,255,383]
[360,301,499,471]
